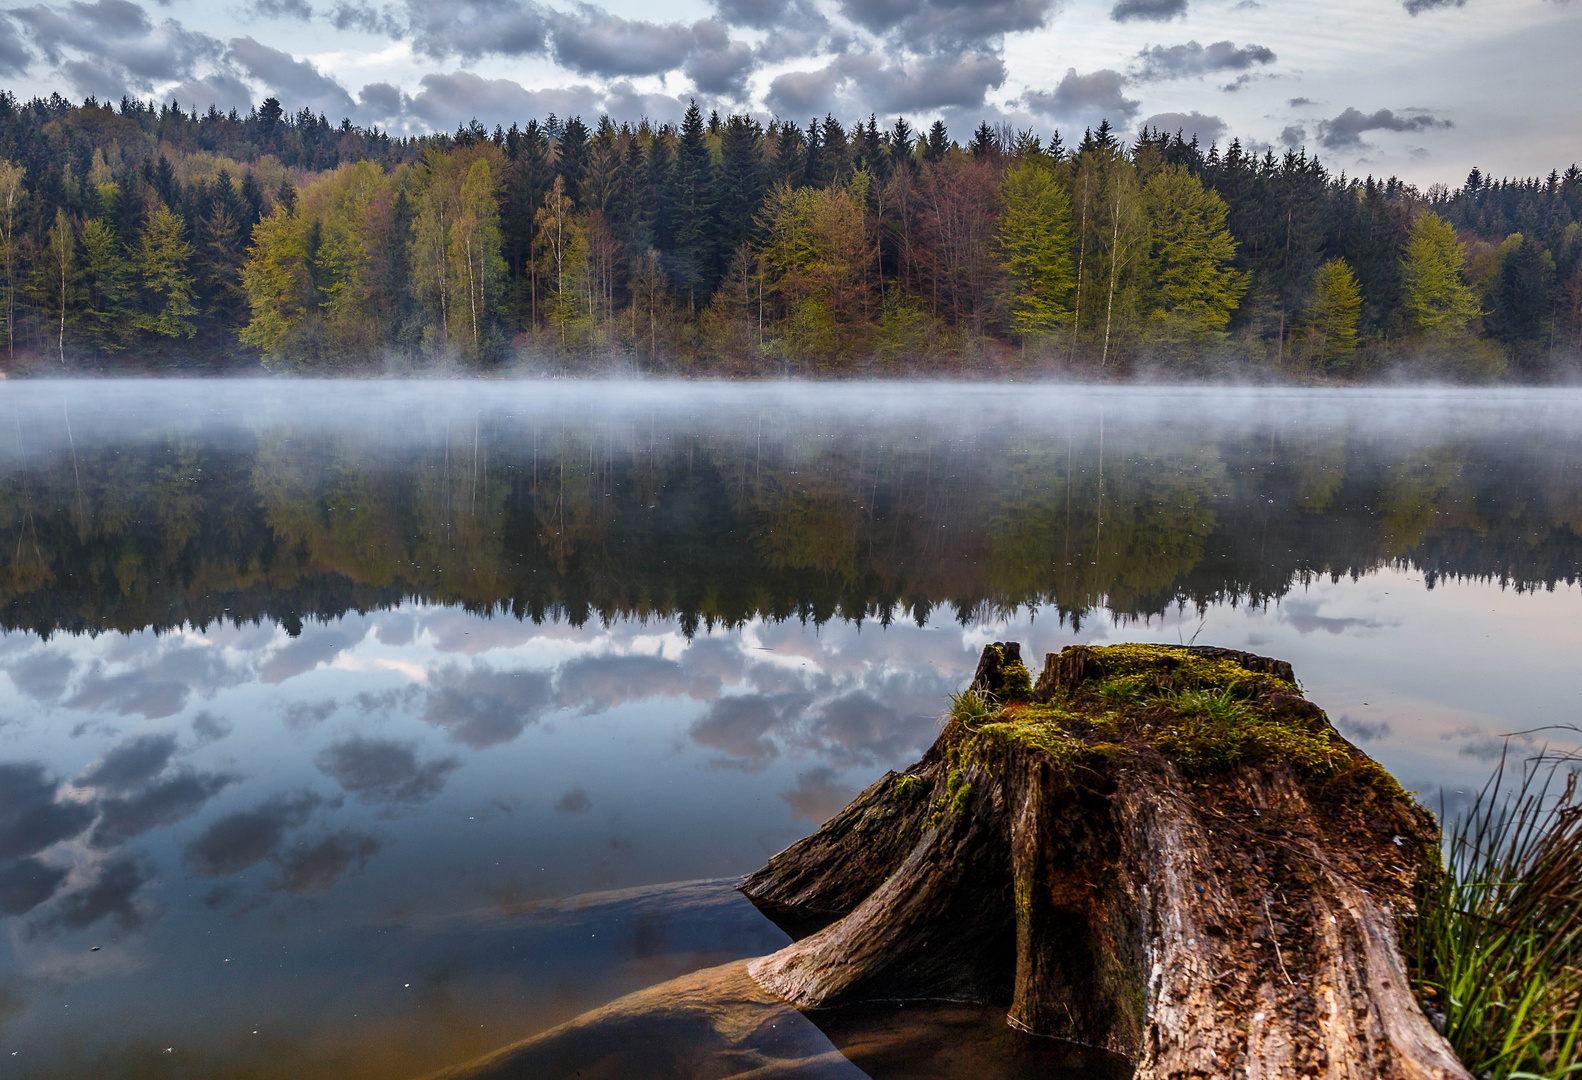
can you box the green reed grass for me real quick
[1416,755,1582,1079]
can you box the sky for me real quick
[0,0,1577,184]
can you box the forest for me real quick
[0,89,1578,378]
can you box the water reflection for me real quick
[0,381,1576,1077]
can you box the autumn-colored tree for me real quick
[239,204,313,364]
[1400,211,1480,336]
[995,159,1075,340]
[0,159,25,360]
[1308,258,1363,368]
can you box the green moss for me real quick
[952,643,1393,791]
[1000,659,1033,700]
[893,774,925,801]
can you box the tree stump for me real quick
[742,643,1471,1080]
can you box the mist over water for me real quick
[0,380,1578,1078]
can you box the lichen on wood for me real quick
[742,642,1472,1080]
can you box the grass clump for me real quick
[1415,758,1582,1080]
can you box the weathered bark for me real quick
[743,643,1472,1080]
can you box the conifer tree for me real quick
[670,101,717,308]
[1140,165,1245,349]
[995,159,1075,339]
[78,217,132,353]
[1308,258,1363,368]
[1400,211,1479,336]
[134,203,199,339]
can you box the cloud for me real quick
[837,0,1055,50]
[1318,106,1453,150]
[405,0,550,61]
[89,768,237,848]
[688,691,810,772]
[1280,124,1306,147]
[1141,110,1226,143]
[0,763,95,864]
[182,793,323,878]
[39,854,151,932]
[553,787,591,813]
[0,17,30,76]
[780,767,857,823]
[421,663,553,748]
[2,650,74,703]
[191,712,233,745]
[315,736,461,805]
[64,645,242,719]
[1287,96,1313,107]
[713,0,822,31]
[164,71,256,113]
[255,628,355,685]
[684,21,755,97]
[283,699,337,730]
[1110,0,1186,21]
[276,830,381,893]
[227,36,356,118]
[1403,0,1464,12]
[0,858,68,916]
[1133,40,1275,81]
[247,0,314,18]
[554,653,706,714]
[10,0,222,94]
[549,6,695,78]
[404,71,599,129]
[767,52,1005,116]
[1023,67,1139,125]
[76,734,177,793]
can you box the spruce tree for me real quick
[670,101,717,308]
[134,203,199,339]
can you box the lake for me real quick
[0,380,1577,1078]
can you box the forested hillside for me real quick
[0,90,1578,378]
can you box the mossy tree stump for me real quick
[742,643,1471,1080]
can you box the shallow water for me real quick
[0,380,1577,1078]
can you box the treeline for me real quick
[0,90,1579,377]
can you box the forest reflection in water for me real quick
[0,381,1577,1079]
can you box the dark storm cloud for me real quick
[1133,40,1275,81]
[1023,67,1140,124]
[315,736,460,805]
[77,733,177,794]
[276,830,381,893]
[766,51,1004,116]
[247,0,314,18]
[1141,110,1226,143]
[182,792,323,878]
[0,857,67,916]
[1110,0,1186,21]
[780,767,856,824]
[89,768,237,848]
[421,663,553,748]
[405,0,550,61]
[688,691,811,771]
[255,627,355,684]
[10,0,221,91]
[2,650,74,703]
[359,80,404,118]
[0,763,95,864]
[1319,106,1452,149]
[837,0,1054,50]
[684,22,755,97]
[1403,0,1464,13]
[405,72,599,129]
[40,854,151,932]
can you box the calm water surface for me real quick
[0,381,1578,1078]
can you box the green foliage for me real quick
[1140,165,1247,341]
[133,203,198,339]
[1401,211,1481,336]
[1415,761,1582,1080]
[995,159,1076,339]
[1309,257,1363,368]
[77,218,132,353]
[239,204,312,363]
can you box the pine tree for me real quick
[78,218,133,353]
[670,101,717,308]
[1400,211,1479,336]
[995,159,1076,340]
[1308,258,1363,368]
[1141,165,1247,342]
[134,203,199,339]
